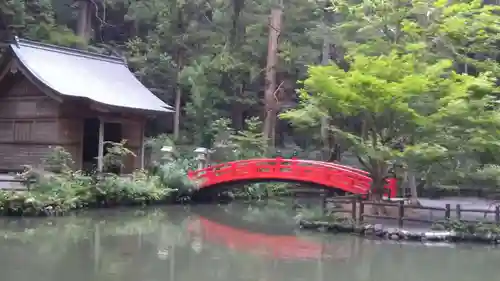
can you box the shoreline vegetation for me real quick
[0,144,198,216]
[299,219,500,245]
[0,120,298,217]
[0,140,292,216]
[298,196,500,245]
[2,141,500,245]
[3,0,500,248]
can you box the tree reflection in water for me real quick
[0,204,499,281]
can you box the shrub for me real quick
[95,170,175,205]
[42,146,75,173]
[0,146,193,216]
[431,220,500,235]
[102,140,136,174]
[155,159,200,194]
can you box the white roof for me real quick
[10,38,173,113]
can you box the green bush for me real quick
[95,170,175,205]
[431,220,500,235]
[155,159,200,194]
[0,146,197,216]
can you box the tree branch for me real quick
[356,154,371,171]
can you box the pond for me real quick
[0,201,499,281]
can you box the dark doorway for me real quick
[104,123,122,143]
[103,122,123,174]
[82,119,123,173]
[82,118,99,172]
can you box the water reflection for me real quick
[0,204,499,281]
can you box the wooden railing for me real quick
[324,196,500,228]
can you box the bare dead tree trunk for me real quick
[262,7,282,148]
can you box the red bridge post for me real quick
[385,177,398,198]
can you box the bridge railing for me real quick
[187,158,392,195]
[190,158,371,179]
[295,159,370,175]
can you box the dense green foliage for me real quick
[1,0,323,144]
[282,0,500,194]
[0,146,197,216]
[1,0,500,198]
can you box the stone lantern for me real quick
[194,147,209,170]
[161,145,174,163]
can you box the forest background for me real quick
[2,0,500,197]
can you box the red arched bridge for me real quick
[188,158,397,197]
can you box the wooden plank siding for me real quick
[0,77,62,171]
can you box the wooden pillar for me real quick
[140,122,145,169]
[97,119,104,172]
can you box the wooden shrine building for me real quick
[0,38,173,173]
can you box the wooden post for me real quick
[321,192,327,215]
[97,119,104,172]
[495,206,500,224]
[140,121,146,169]
[455,204,462,221]
[358,196,364,224]
[445,204,451,220]
[398,200,404,228]
[262,7,282,146]
[351,196,357,221]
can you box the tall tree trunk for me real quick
[76,0,92,45]
[370,161,389,215]
[173,9,185,141]
[173,57,182,140]
[228,0,245,130]
[262,7,282,147]
[320,23,330,161]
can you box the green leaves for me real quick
[0,0,82,46]
[280,0,500,191]
[282,40,500,191]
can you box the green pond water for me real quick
[0,202,499,281]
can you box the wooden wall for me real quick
[0,73,146,172]
[0,76,63,171]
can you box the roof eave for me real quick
[86,99,174,115]
[10,55,63,102]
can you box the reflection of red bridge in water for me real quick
[188,216,356,261]
[188,158,397,197]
